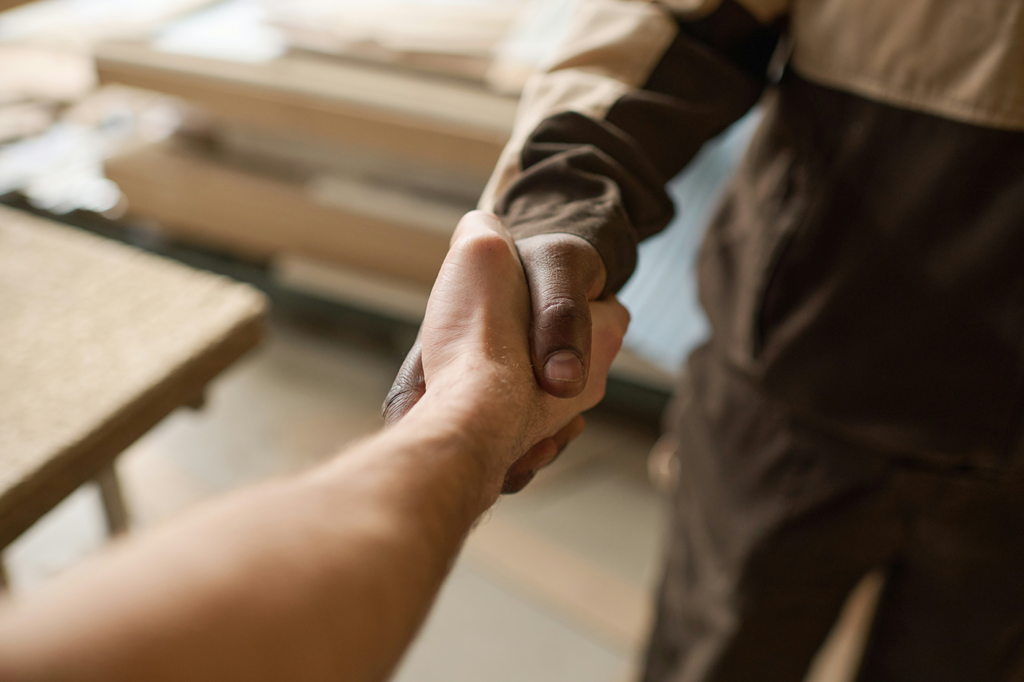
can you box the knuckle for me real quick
[453,231,511,262]
[461,209,497,223]
[557,239,598,269]
[536,295,589,334]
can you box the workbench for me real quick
[0,205,266,585]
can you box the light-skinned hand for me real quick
[400,211,628,499]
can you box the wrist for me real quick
[394,389,512,508]
[312,398,502,532]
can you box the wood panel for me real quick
[95,41,517,176]
[105,141,456,287]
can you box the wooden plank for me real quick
[272,254,430,324]
[105,141,457,287]
[95,41,517,176]
[216,125,488,203]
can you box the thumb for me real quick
[516,234,606,399]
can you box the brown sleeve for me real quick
[483,0,785,294]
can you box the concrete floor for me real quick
[3,315,666,681]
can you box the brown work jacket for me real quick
[485,0,1024,466]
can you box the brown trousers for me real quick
[641,74,1024,682]
[642,350,1024,682]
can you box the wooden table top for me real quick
[0,206,266,547]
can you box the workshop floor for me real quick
[2,316,667,682]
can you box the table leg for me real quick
[96,462,130,536]
[185,391,206,410]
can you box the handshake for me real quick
[0,211,630,682]
[383,211,630,500]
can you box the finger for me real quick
[500,441,552,494]
[573,297,630,411]
[517,235,605,400]
[547,413,587,459]
[501,414,587,494]
[382,334,426,426]
[598,295,632,336]
[523,414,585,473]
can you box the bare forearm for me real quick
[0,406,491,682]
[0,212,628,682]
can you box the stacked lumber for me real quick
[105,139,462,289]
[264,0,521,85]
[96,40,518,186]
[97,38,520,300]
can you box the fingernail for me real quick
[544,351,584,382]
